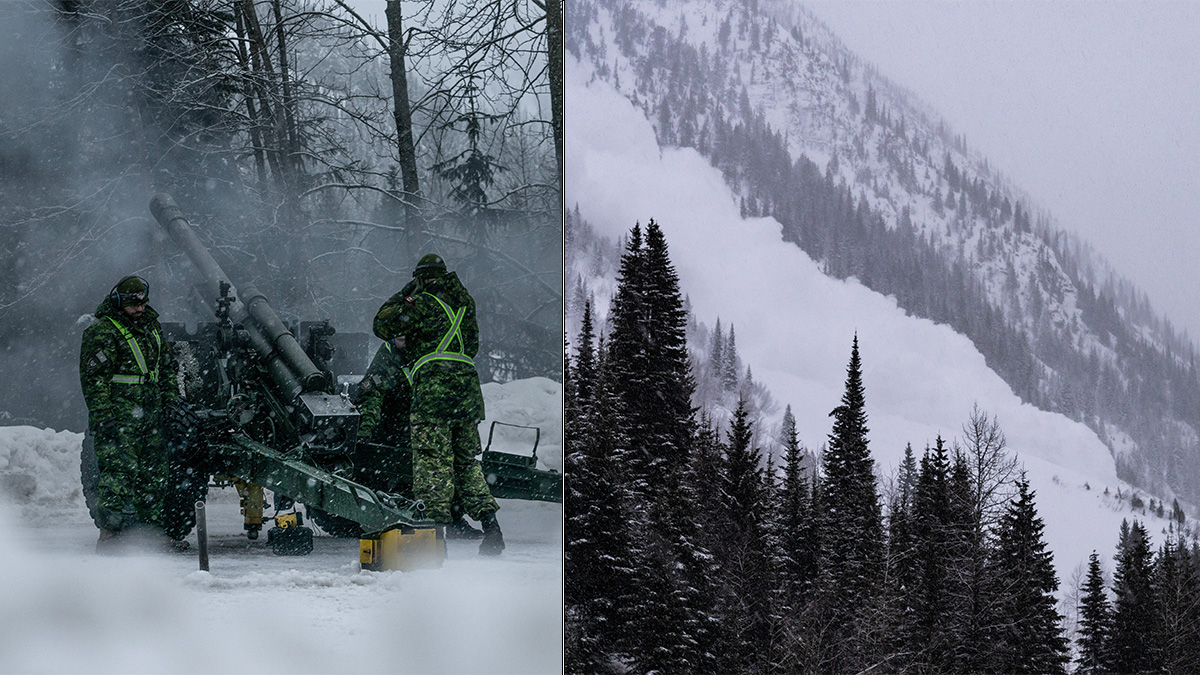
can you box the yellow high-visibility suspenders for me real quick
[105,317,161,385]
[403,293,475,384]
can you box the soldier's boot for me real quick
[478,511,505,556]
[446,505,484,540]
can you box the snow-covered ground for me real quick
[566,58,1175,589]
[0,379,563,674]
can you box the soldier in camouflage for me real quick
[354,339,484,539]
[79,275,180,551]
[372,254,504,555]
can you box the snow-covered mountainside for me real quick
[565,2,1200,605]
[0,378,562,674]
[566,0,1200,507]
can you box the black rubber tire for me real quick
[162,401,210,540]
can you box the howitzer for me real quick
[148,194,561,568]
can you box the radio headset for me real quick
[108,275,150,309]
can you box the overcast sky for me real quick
[802,0,1200,341]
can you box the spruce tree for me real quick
[908,436,956,669]
[574,301,597,406]
[564,342,642,672]
[723,324,740,391]
[1075,551,1111,674]
[884,443,920,663]
[987,477,1068,674]
[602,220,713,672]
[710,318,725,380]
[815,335,884,670]
[1108,519,1160,673]
[780,405,815,603]
[1155,534,1200,674]
[717,399,770,671]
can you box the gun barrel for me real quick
[150,194,326,396]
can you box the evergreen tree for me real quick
[814,334,884,670]
[986,477,1068,674]
[1155,534,1200,674]
[574,301,597,406]
[607,220,696,488]
[717,399,771,671]
[723,324,741,392]
[601,220,712,672]
[710,317,725,379]
[883,443,920,662]
[780,405,815,603]
[1108,519,1160,673]
[564,343,642,672]
[1075,551,1111,674]
[906,436,961,669]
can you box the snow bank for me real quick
[482,377,563,471]
[0,425,86,516]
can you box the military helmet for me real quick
[413,253,447,277]
[110,275,150,308]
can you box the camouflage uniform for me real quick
[373,267,498,525]
[351,341,412,493]
[79,289,177,533]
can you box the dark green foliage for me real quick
[813,335,884,670]
[780,406,816,603]
[1076,551,1111,674]
[1108,520,1160,673]
[986,477,1068,673]
[1154,535,1200,674]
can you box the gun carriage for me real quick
[134,194,560,568]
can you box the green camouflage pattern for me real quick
[411,416,499,522]
[79,298,178,531]
[351,342,412,493]
[354,341,411,445]
[374,268,496,521]
[372,271,485,422]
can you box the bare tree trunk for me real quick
[385,0,422,232]
[241,0,288,189]
[544,0,564,191]
[234,3,268,188]
[271,0,300,176]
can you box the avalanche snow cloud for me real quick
[566,57,1143,580]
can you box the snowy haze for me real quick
[803,0,1200,343]
[567,59,1171,588]
[0,378,563,674]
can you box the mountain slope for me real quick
[567,0,1200,504]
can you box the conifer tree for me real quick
[986,477,1068,674]
[710,317,725,379]
[574,300,597,406]
[723,324,741,391]
[607,220,696,490]
[602,220,713,671]
[717,399,771,671]
[1155,534,1200,674]
[1108,519,1160,673]
[907,436,958,669]
[815,335,884,670]
[884,443,920,661]
[1075,551,1111,674]
[780,405,815,603]
[565,341,642,671]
